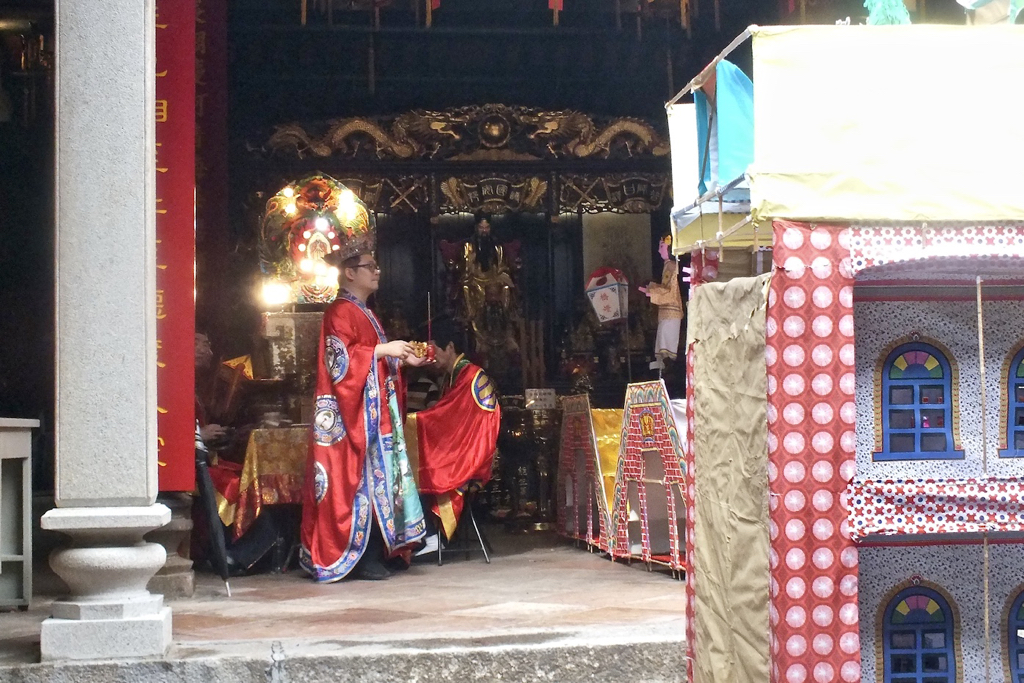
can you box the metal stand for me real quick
[438,495,492,566]
[623,318,633,383]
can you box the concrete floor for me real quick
[0,529,687,682]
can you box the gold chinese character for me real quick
[156,198,167,215]
[156,99,168,123]
[156,142,168,174]
[156,69,168,78]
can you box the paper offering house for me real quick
[671,23,1024,683]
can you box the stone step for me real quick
[1,624,686,683]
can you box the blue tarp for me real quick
[672,60,753,238]
[694,60,753,199]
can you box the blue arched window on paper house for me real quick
[1008,589,1024,683]
[1001,345,1024,458]
[878,342,962,461]
[882,586,956,683]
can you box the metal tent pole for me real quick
[666,27,753,106]
[976,275,991,683]
[977,276,989,474]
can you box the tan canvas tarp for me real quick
[748,25,1024,223]
[687,274,771,683]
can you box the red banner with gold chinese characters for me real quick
[156,0,196,491]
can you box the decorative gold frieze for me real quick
[440,176,548,214]
[559,173,669,213]
[264,104,670,161]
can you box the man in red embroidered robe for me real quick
[408,323,500,544]
[300,252,428,581]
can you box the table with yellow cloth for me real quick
[226,427,310,539]
[225,423,427,539]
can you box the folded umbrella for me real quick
[195,447,232,597]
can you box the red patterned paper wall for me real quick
[684,343,697,683]
[556,395,613,551]
[610,381,686,568]
[766,220,860,683]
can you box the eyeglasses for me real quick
[354,262,380,272]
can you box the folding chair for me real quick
[437,490,492,566]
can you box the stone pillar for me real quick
[40,0,171,660]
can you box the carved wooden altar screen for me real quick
[244,104,672,393]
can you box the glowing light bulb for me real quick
[332,245,340,251]
[328,266,340,279]
[300,259,313,273]
[315,217,329,232]
[262,281,291,307]
[282,187,295,198]
[314,262,327,276]
[302,230,311,239]
[327,232,336,239]
[284,203,297,215]
[338,189,357,222]
[298,243,306,252]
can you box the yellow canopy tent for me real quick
[669,24,1024,232]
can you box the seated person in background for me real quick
[406,320,501,552]
[194,330,289,575]
[405,365,441,413]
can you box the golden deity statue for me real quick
[439,213,521,373]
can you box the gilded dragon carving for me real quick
[264,123,334,158]
[263,104,670,161]
[267,109,471,159]
[517,109,670,158]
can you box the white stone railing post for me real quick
[41,0,171,660]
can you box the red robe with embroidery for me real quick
[413,356,500,539]
[299,293,425,582]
